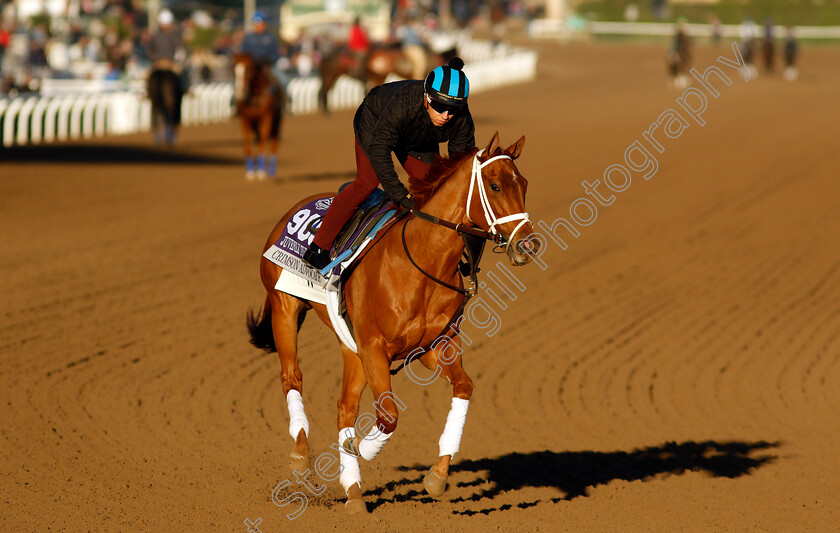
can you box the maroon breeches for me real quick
[313,138,431,250]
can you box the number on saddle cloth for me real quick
[265,187,392,275]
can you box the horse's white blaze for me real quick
[338,427,362,493]
[438,397,470,458]
[234,63,246,101]
[286,389,310,439]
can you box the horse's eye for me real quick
[490,183,501,192]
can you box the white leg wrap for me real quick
[338,427,361,494]
[438,398,470,458]
[358,427,392,461]
[286,389,310,439]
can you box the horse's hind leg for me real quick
[267,109,281,178]
[335,344,369,514]
[416,335,473,497]
[269,291,312,468]
[242,122,256,180]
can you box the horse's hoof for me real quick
[423,467,447,498]
[257,170,267,180]
[289,429,310,470]
[246,171,256,181]
[289,450,309,471]
[344,483,368,515]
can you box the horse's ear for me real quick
[505,135,526,160]
[484,131,500,155]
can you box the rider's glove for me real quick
[398,194,415,210]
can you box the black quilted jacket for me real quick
[353,80,476,202]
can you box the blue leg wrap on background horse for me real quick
[269,155,277,177]
[245,157,255,173]
[257,155,266,174]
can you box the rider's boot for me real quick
[302,243,331,271]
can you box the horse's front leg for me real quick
[356,346,399,461]
[256,112,269,180]
[418,335,473,497]
[336,345,369,514]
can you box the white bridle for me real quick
[466,149,531,251]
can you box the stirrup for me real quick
[302,245,330,270]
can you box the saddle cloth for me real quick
[263,189,397,352]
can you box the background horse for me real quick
[318,45,457,113]
[233,53,283,180]
[147,66,183,146]
[246,132,540,513]
[667,28,692,88]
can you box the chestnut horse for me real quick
[318,45,456,113]
[233,53,283,180]
[246,132,540,513]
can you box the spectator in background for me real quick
[0,24,10,65]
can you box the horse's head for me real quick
[232,53,253,103]
[466,132,540,266]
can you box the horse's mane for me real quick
[408,147,481,207]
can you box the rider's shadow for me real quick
[369,440,778,514]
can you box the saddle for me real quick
[330,186,390,255]
[150,59,181,75]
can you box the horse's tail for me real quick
[246,299,276,352]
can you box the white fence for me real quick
[0,83,235,148]
[285,40,538,115]
[0,39,538,148]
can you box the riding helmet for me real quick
[424,57,470,108]
[158,9,174,25]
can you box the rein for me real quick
[401,215,482,296]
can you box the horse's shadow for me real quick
[364,440,778,515]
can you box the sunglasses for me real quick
[426,94,460,115]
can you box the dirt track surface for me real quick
[3,41,840,532]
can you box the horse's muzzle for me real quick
[508,237,541,266]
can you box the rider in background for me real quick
[346,16,371,74]
[302,57,475,270]
[762,17,775,72]
[241,11,290,100]
[149,9,188,89]
[394,15,427,80]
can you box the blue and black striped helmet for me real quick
[424,57,470,108]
